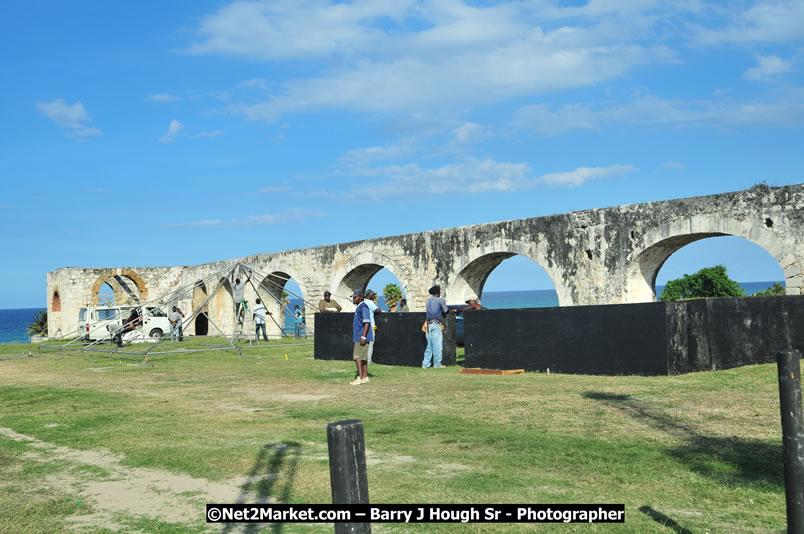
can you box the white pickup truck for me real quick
[77,305,173,341]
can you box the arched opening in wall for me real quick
[52,290,61,312]
[91,271,146,306]
[334,262,407,312]
[192,281,209,336]
[655,236,784,300]
[365,268,406,311]
[454,254,558,309]
[257,272,306,337]
[97,282,115,306]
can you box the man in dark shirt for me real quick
[422,285,453,368]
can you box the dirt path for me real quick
[0,427,277,531]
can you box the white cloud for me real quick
[172,208,325,228]
[664,161,685,169]
[159,120,184,143]
[169,219,223,228]
[338,139,420,167]
[149,93,181,102]
[696,1,804,43]
[36,99,102,140]
[251,186,292,194]
[188,1,678,121]
[235,42,669,120]
[512,89,804,136]
[536,165,637,188]
[197,129,224,139]
[239,78,269,89]
[185,0,411,60]
[453,122,489,144]
[234,208,325,225]
[743,54,792,81]
[343,158,635,199]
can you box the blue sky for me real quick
[1,0,802,308]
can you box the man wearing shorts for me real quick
[350,289,372,385]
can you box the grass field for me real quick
[0,337,788,533]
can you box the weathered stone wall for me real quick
[47,184,804,338]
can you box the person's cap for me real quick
[465,296,479,303]
[324,291,331,296]
[350,289,364,298]
[429,285,441,295]
[366,289,376,298]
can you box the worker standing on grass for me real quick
[169,306,184,342]
[422,285,453,369]
[364,289,381,364]
[252,299,271,342]
[350,290,372,385]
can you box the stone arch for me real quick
[330,251,410,312]
[191,281,209,336]
[255,265,308,337]
[445,239,566,306]
[624,215,802,303]
[51,287,61,312]
[89,268,149,305]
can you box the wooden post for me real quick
[327,420,371,534]
[777,349,804,533]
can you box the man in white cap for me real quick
[458,296,483,312]
[350,289,372,384]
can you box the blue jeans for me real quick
[170,324,181,342]
[255,322,267,341]
[294,323,302,338]
[422,323,443,368]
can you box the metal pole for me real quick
[327,420,371,534]
[777,349,804,534]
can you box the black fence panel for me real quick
[464,296,804,375]
[705,296,804,370]
[314,312,456,367]
[314,297,804,375]
[462,303,669,375]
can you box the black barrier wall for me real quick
[314,312,456,367]
[463,296,804,375]
[462,303,669,375]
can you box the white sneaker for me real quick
[350,378,363,385]
[360,377,370,384]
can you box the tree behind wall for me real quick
[382,283,404,311]
[753,281,786,296]
[26,310,48,337]
[659,265,745,302]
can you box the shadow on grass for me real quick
[222,442,302,534]
[638,506,693,534]
[583,392,782,488]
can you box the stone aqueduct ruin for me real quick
[47,184,804,338]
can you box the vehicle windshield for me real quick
[78,308,87,322]
[147,307,166,317]
[94,309,119,321]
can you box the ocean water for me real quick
[0,281,785,343]
[0,308,46,344]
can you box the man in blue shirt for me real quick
[364,289,381,364]
[351,289,373,385]
[422,285,452,368]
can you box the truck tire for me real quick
[149,328,163,339]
